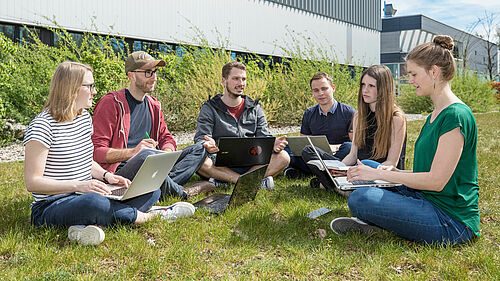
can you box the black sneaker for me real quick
[284,167,300,179]
[330,217,380,235]
[310,177,324,189]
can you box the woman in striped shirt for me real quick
[24,61,193,245]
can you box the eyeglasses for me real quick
[131,69,157,78]
[82,83,96,92]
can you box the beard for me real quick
[225,82,244,98]
[135,79,155,93]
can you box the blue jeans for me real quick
[116,143,207,199]
[285,142,352,174]
[348,186,475,245]
[31,190,160,227]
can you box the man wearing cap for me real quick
[92,51,215,199]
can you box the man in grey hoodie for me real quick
[194,61,289,189]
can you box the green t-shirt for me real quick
[414,103,479,236]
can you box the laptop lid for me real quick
[227,164,268,208]
[215,137,275,167]
[193,164,268,213]
[287,135,332,156]
[106,150,182,201]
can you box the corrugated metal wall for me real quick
[266,0,381,31]
[0,0,381,66]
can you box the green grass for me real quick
[0,113,499,280]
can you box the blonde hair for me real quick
[44,61,93,122]
[354,65,406,159]
[405,35,456,81]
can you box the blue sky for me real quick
[383,0,499,39]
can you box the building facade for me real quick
[381,14,499,82]
[0,0,382,67]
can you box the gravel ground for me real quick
[0,114,427,163]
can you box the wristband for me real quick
[103,171,110,183]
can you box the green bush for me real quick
[397,72,498,114]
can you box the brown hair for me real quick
[44,61,93,122]
[309,72,334,88]
[222,61,246,79]
[405,35,456,81]
[354,65,406,159]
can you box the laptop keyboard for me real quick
[351,180,376,185]
[111,187,127,196]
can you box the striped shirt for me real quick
[23,110,94,203]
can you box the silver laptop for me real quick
[332,177,401,191]
[287,135,333,156]
[305,137,401,191]
[106,150,182,201]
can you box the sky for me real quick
[382,0,500,40]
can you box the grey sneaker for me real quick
[330,217,380,235]
[149,202,195,221]
[68,225,105,245]
[260,176,274,190]
[208,178,229,188]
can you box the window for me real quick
[0,23,15,41]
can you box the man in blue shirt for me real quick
[284,72,355,178]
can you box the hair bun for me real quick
[434,35,454,51]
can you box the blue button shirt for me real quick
[300,101,355,144]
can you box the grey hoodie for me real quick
[194,94,272,143]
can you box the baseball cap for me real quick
[125,51,166,74]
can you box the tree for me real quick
[476,11,499,81]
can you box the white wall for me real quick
[0,0,380,66]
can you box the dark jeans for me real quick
[31,190,160,227]
[285,142,351,175]
[116,143,207,199]
[348,186,475,245]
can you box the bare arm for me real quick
[381,114,406,167]
[348,127,464,192]
[24,140,126,195]
[105,139,158,163]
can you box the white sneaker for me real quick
[68,225,105,245]
[260,176,274,190]
[149,202,196,221]
[330,217,379,235]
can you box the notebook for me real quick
[287,135,333,156]
[105,150,182,201]
[305,137,401,191]
[193,164,268,214]
[215,137,275,167]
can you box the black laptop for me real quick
[215,137,275,167]
[193,165,268,214]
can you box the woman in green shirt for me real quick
[329,35,479,245]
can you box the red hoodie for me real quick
[92,88,177,172]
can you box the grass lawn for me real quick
[0,112,498,280]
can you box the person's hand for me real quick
[203,135,219,154]
[77,179,111,195]
[105,173,131,188]
[346,160,380,182]
[274,135,288,153]
[133,139,158,155]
